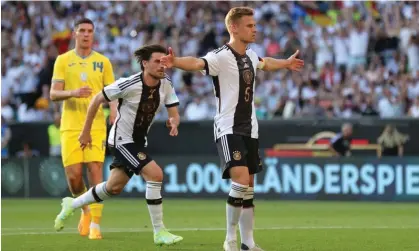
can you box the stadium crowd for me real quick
[2,1,419,124]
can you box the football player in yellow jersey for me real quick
[50,18,116,240]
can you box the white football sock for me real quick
[71,182,112,209]
[240,187,255,248]
[226,182,248,242]
[146,181,165,233]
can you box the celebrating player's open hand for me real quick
[161,47,175,69]
[73,86,92,98]
[287,50,304,72]
[78,131,92,150]
[166,117,178,136]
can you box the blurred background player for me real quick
[161,6,303,251]
[50,17,116,240]
[54,44,183,246]
[329,123,353,157]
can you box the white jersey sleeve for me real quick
[257,56,265,69]
[200,51,220,76]
[164,80,180,107]
[102,74,139,101]
[247,48,265,70]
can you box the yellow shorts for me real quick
[61,130,107,167]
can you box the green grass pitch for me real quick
[2,199,418,251]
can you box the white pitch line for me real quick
[2,226,418,236]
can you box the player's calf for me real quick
[64,164,92,236]
[54,168,129,232]
[140,161,183,245]
[86,162,105,230]
[141,161,165,233]
[65,164,89,211]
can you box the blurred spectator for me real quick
[408,96,419,118]
[377,125,409,157]
[48,113,61,157]
[16,142,40,158]
[1,1,419,122]
[407,35,419,72]
[378,88,399,118]
[255,98,268,119]
[1,116,12,159]
[184,96,211,121]
[360,95,379,116]
[299,97,325,117]
[2,99,15,123]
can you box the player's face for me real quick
[144,52,166,79]
[343,127,352,137]
[235,15,257,44]
[74,23,94,50]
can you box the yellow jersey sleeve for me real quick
[52,55,66,82]
[103,58,115,86]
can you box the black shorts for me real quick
[109,143,153,178]
[216,134,263,179]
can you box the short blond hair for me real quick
[225,7,254,33]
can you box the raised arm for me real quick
[261,50,304,72]
[161,47,205,71]
[173,57,206,71]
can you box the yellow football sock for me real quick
[73,186,90,214]
[89,203,104,225]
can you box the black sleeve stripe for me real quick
[213,45,227,54]
[165,102,179,108]
[119,75,141,91]
[201,58,209,75]
[102,89,111,102]
[164,77,174,88]
[164,73,172,82]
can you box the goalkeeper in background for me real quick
[50,17,116,240]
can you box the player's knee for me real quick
[148,168,163,182]
[108,183,124,195]
[87,163,104,185]
[232,175,249,186]
[65,167,84,190]
[141,162,163,182]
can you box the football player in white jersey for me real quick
[161,7,304,251]
[54,44,183,246]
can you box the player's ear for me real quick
[231,22,240,33]
[72,28,77,39]
[230,23,236,33]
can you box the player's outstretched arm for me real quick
[79,92,106,149]
[161,47,205,71]
[261,50,304,72]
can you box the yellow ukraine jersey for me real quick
[52,50,115,131]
